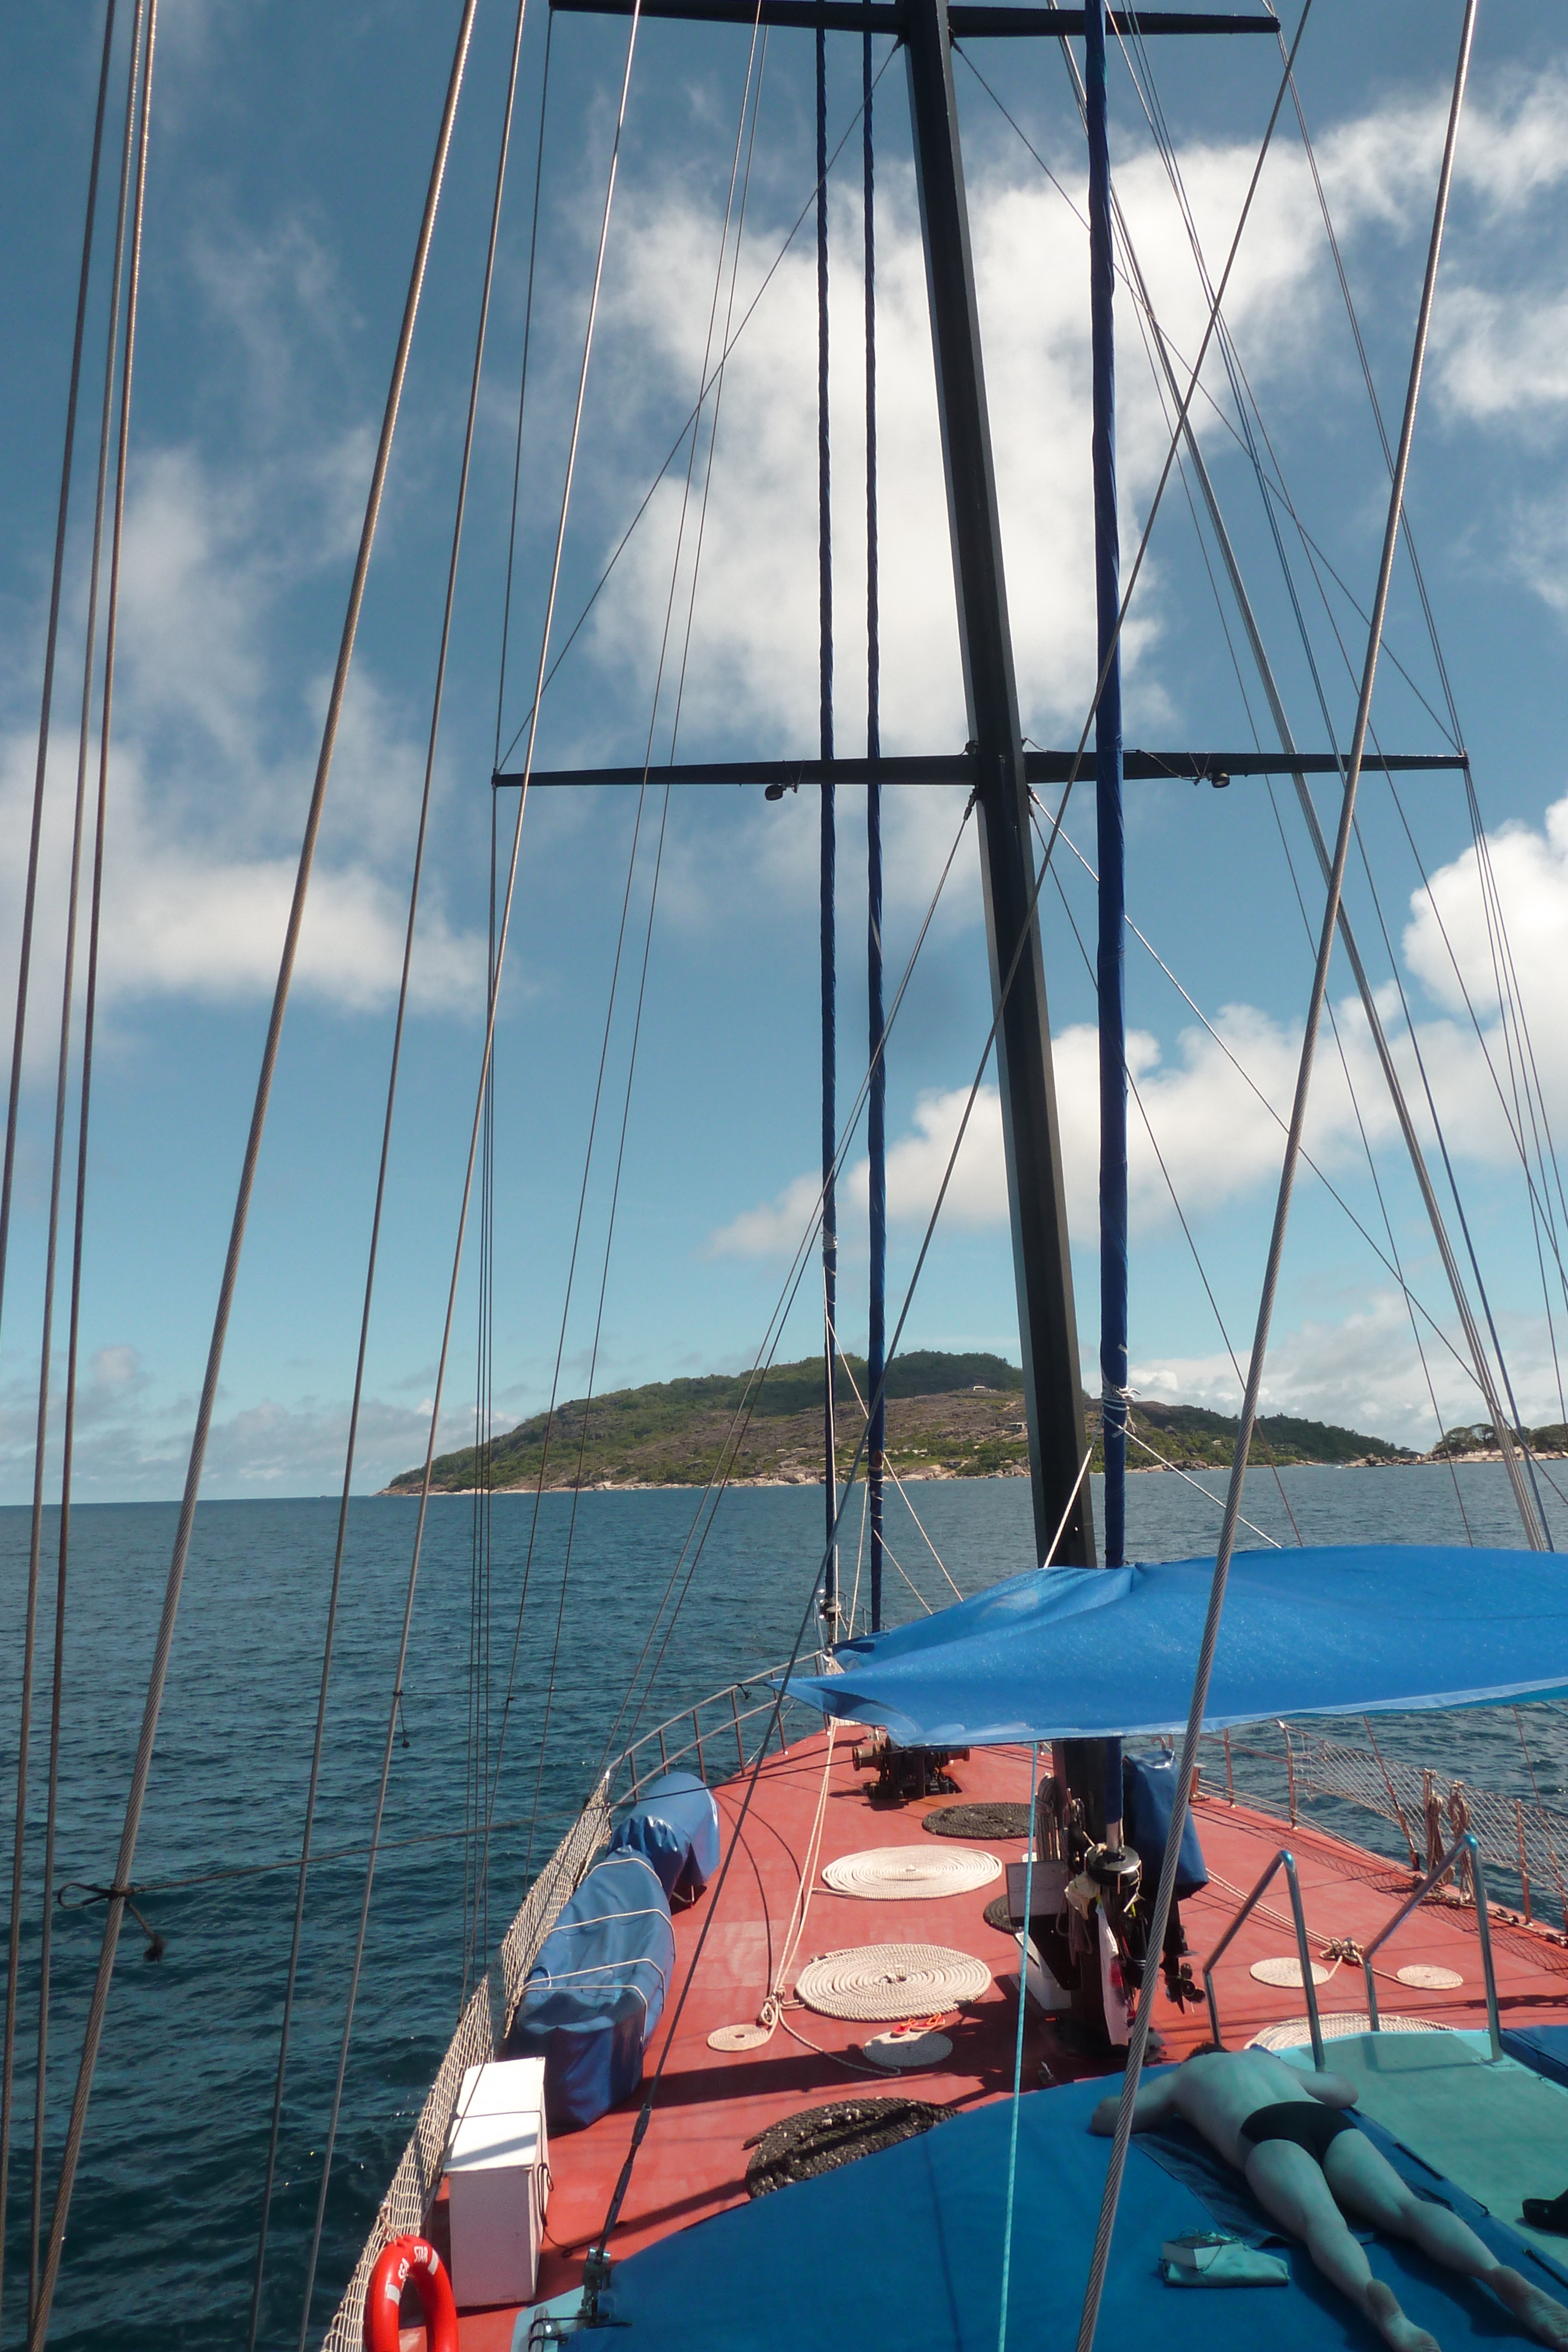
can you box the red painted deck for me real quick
[430,1730,1568,2350]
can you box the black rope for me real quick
[0,8,123,2337]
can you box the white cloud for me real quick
[0,437,486,1028]
[710,792,1568,1265]
[1131,1286,1568,1452]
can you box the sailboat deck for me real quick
[433,1728,1568,2349]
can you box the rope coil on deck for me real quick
[794,1943,992,2020]
[823,1845,1000,1900]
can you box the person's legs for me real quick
[1324,2131,1568,2350]
[1242,2139,1437,2352]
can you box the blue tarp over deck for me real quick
[783,1546,1568,1745]
[601,2073,1568,2350]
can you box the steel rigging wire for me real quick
[292,0,647,2322]
[1078,10,1480,2338]
[29,2,486,2342]
[0,4,131,2336]
[26,4,156,2320]
[243,2,536,2336]
[509,14,770,1892]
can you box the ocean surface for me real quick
[2,1461,1567,2349]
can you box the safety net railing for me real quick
[1193,1720,1568,1934]
[319,1788,609,2352]
[319,1652,834,2346]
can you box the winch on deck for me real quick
[851,1726,969,1802]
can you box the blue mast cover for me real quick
[1086,0,1129,1575]
[783,1548,1568,1743]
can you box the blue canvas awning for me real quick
[783,1545,1568,1745]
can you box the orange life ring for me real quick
[363,2235,459,2352]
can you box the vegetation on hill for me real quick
[384,1351,1410,1493]
[1435,1422,1568,1457]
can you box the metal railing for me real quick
[1361,1830,1501,2062]
[1193,1720,1568,1933]
[608,1650,834,1809]
[319,1651,835,2348]
[1201,1847,1325,2070]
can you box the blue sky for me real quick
[3,0,1568,1500]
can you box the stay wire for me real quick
[1092,40,1536,1524]
[22,14,159,2341]
[493,41,899,773]
[623,2,1319,1748]
[497,14,765,1898]
[1042,840,1300,1548]
[0,0,116,1380]
[1076,12,1479,2340]
[1053,816,1483,1395]
[4,5,130,2333]
[602,794,972,1769]
[493,9,554,770]
[295,8,644,2335]
[244,0,529,2325]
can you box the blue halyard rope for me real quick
[997,1742,1040,2350]
[864,28,884,1636]
[1087,0,1127,1573]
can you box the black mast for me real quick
[903,0,1091,1568]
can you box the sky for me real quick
[2,0,1568,1502]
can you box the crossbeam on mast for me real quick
[493,749,1469,787]
[551,0,1276,32]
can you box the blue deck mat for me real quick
[603,2073,1568,2350]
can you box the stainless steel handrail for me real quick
[1201,1847,1325,2072]
[1361,1829,1501,2061]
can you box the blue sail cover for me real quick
[784,1546,1568,1745]
[607,1770,721,1907]
[505,1854,675,2131]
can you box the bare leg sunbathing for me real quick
[1091,2045,1568,2352]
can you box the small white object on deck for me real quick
[794,1943,992,2020]
[1249,1955,1331,1986]
[823,1846,1001,1900]
[447,2057,549,2310]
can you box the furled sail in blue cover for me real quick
[505,1853,675,2131]
[782,1546,1568,1746]
[607,1769,721,1907]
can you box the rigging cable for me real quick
[1278,16,1568,1272]
[484,14,770,1905]
[1131,30,1564,1499]
[1,4,129,2335]
[247,0,536,2329]
[1043,844,1295,1550]
[864,24,886,1633]
[492,45,900,774]
[604,792,973,1762]
[19,14,158,2344]
[1054,27,1537,1534]
[1077,14,1479,2340]
[293,6,647,2336]
[623,4,1319,1744]
[28,0,480,2337]
[28,6,152,2321]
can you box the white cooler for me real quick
[446,2057,549,2309]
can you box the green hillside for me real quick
[385,1351,1410,1493]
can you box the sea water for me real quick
[1,1462,1565,2348]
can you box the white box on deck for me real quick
[446,2059,549,2310]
